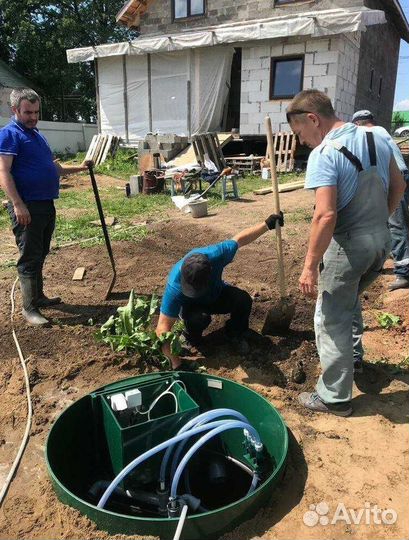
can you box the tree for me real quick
[0,1,137,122]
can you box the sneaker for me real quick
[298,392,352,417]
[388,276,409,291]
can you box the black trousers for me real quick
[7,200,56,278]
[181,285,252,339]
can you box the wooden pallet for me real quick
[265,132,297,173]
[85,134,121,166]
[225,155,263,173]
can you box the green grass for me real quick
[66,148,138,180]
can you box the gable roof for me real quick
[0,59,35,89]
[116,0,155,28]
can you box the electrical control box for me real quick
[94,376,199,480]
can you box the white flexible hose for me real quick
[0,278,33,506]
[173,504,188,540]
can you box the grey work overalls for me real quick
[315,131,391,403]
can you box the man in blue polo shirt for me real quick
[0,88,90,326]
[155,213,284,370]
[286,89,405,416]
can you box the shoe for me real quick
[388,277,409,291]
[19,275,50,327]
[298,392,352,417]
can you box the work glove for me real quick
[265,212,284,230]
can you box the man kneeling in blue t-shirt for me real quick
[155,214,284,370]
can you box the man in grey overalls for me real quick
[286,90,405,416]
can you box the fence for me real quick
[0,116,97,154]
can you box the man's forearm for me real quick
[233,222,269,248]
[304,213,336,269]
[0,172,25,206]
[56,164,88,176]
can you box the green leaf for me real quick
[377,312,401,329]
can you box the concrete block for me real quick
[303,76,314,88]
[260,101,281,113]
[241,69,252,81]
[328,63,338,76]
[240,123,259,135]
[248,91,268,103]
[242,58,263,70]
[241,91,250,104]
[313,75,337,89]
[304,63,328,77]
[270,43,284,56]
[248,68,270,81]
[252,45,271,58]
[241,102,261,113]
[241,80,262,92]
[314,51,339,65]
[306,39,330,52]
[305,53,315,65]
[279,122,291,132]
[283,42,306,55]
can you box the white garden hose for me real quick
[173,504,188,540]
[0,278,33,506]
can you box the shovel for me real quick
[88,163,117,300]
[261,116,295,334]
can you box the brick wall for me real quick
[138,0,362,36]
[240,36,359,135]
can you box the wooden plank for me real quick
[96,135,109,165]
[85,134,98,162]
[289,134,297,171]
[254,187,273,195]
[100,134,113,165]
[72,267,86,281]
[277,133,285,172]
[283,133,291,171]
[278,180,305,193]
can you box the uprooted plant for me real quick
[96,290,183,369]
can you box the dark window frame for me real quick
[369,68,374,92]
[269,55,305,100]
[172,0,206,21]
[378,76,383,98]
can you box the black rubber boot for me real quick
[37,271,61,307]
[19,275,50,326]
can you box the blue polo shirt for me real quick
[305,123,392,211]
[0,119,59,201]
[160,240,239,318]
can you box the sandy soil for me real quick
[0,175,408,539]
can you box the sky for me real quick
[394,0,409,110]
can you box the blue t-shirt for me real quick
[305,123,392,211]
[160,239,239,318]
[370,125,408,173]
[0,119,59,201]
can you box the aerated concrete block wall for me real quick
[239,34,361,135]
[138,0,363,36]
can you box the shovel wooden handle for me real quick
[265,115,287,299]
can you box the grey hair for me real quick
[10,88,41,109]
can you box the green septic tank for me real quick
[46,372,288,540]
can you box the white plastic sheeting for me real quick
[67,7,387,63]
[97,47,233,139]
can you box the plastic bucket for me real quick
[189,200,208,218]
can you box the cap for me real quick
[181,253,212,298]
[352,110,374,123]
